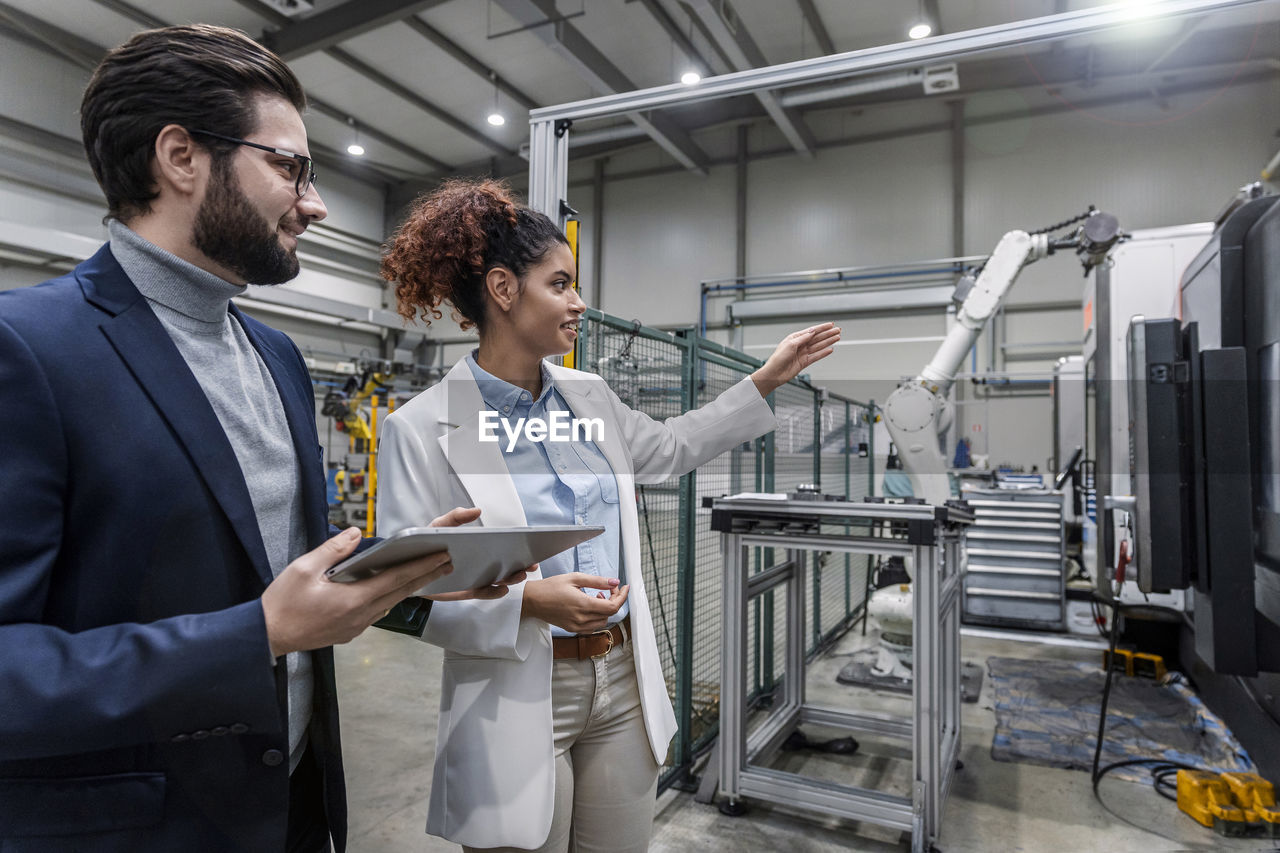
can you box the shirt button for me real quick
[212,726,229,737]
[171,733,190,743]
[230,723,249,734]
[262,749,285,767]
[191,729,210,741]
[502,405,510,413]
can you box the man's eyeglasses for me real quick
[188,129,317,198]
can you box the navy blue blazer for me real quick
[0,244,350,851]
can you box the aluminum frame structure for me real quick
[526,0,1268,225]
[711,496,971,852]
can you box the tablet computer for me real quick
[324,525,605,596]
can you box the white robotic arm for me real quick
[882,212,1120,504]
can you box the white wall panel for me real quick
[597,166,735,327]
[744,131,954,273]
[963,80,1275,256]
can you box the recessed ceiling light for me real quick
[346,143,365,156]
[909,22,931,39]
[680,70,701,86]
[487,112,506,127]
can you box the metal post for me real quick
[863,401,876,634]
[753,436,763,695]
[719,534,746,804]
[761,425,776,692]
[788,548,806,711]
[735,125,748,283]
[527,118,570,227]
[675,331,700,775]
[591,157,606,309]
[844,401,852,621]
[812,393,822,649]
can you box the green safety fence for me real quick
[577,308,878,790]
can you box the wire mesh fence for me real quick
[578,308,878,788]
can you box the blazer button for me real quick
[230,723,249,734]
[262,749,284,767]
[191,730,210,741]
[212,726,229,737]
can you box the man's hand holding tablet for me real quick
[417,507,533,601]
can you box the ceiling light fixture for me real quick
[345,117,364,156]
[908,0,931,40]
[487,71,505,128]
[680,70,701,86]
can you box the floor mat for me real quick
[986,656,1254,782]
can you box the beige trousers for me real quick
[464,627,661,853]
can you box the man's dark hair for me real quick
[81,24,306,222]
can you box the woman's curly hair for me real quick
[381,178,567,332]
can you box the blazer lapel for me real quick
[436,361,526,528]
[84,247,274,586]
[233,305,327,549]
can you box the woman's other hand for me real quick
[750,322,841,397]
[521,573,629,633]
[421,506,535,601]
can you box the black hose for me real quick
[1090,596,1201,808]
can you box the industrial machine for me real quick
[1083,220,1216,611]
[1119,190,1280,777]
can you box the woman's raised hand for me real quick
[750,322,841,397]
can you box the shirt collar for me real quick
[465,350,555,413]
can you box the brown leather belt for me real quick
[552,616,629,660]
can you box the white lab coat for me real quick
[375,357,776,849]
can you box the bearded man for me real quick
[0,25,504,853]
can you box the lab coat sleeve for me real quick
[602,375,778,485]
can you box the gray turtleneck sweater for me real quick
[108,220,313,775]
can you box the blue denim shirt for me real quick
[466,353,626,635]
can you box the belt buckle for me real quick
[588,627,614,660]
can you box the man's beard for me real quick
[193,157,301,285]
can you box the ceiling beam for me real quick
[262,0,451,61]
[494,0,710,174]
[228,0,503,162]
[87,0,161,29]
[401,16,540,112]
[634,0,715,75]
[325,46,515,157]
[81,0,453,173]
[0,0,102,70]
[796,0,836,55]
[306,99,452,173]
[687,0,817,156]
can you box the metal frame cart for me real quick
[710,496,972,853]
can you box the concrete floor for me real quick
[334,622,1277,852]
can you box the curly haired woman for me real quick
[376,178,840,853]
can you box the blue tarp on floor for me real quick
[987,656,1254,782]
